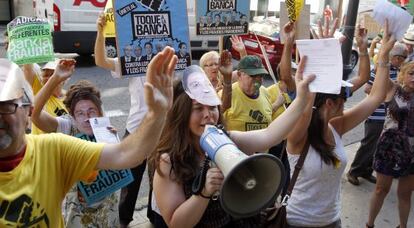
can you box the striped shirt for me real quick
[367,66,398,122]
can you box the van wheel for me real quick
[106,44,117,58]
[350,51,359,70]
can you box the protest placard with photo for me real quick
[196,0,250,36]
[7,16,54,65]
[114,0,191,77]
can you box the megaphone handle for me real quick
[191,157,211,196]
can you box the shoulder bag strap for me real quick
[285,140,310,197]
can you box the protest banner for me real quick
[104,0,116,38]
[7,16,54,65]
[114,0,191,77]
[76,117,134,206]
[77,169,134,205]
[196,0,250,36]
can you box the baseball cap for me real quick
[182,65,221,106]
[237,55,269,76]
[42,59,60,70]
[0,58,34,103]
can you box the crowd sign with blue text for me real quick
[114,0,191,77]
[78,169,134,205]
[196,0,250,35]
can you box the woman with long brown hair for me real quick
[149,52,315,227]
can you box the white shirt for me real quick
[113,58,147,132]
[286,125,347,227]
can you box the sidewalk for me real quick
[129,142,414,227]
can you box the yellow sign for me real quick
[286,0,304,22]
[103,0,115,38]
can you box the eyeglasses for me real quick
[394,55,407,60]
[0,101,30,114]
[204,62,218,68]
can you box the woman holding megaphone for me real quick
[148,51,315,227]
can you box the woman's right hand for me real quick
[378,19,396,57]
[294,56,315,101]
[202,167,224,197]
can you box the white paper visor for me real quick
[182,65,222,106]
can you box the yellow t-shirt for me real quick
[266,83,292,120]
[31,68,68,135]
[0,133,104,227]
[221,82,272,131]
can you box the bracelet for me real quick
[377,61,390,68]
[359,52,368,57]
[199,192,211,199]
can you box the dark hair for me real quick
[178,42,186,49]
[307,90,347,165]
[144,42,153,48]
[148,80,223,184]
[63,80,103,117]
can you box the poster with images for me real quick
[7,16,54,65]
[196,0,250,36]
[114,0,191,77]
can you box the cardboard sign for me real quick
[77,169,134,205]
[104,0,116,38]
[7,16,54,65]
[114,0,191,77]
[196,0,250,36]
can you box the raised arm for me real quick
[219,50,233,112]
[98,47,178,170]
[279,22,296,92]
[349,25,370,92]
[230,56,315,154]
[31,59,76,133]
[22,64,38,87]
[331,20,395,135]
[94,13,116,71]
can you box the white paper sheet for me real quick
[372,0,413,41]
[296,38,343,94]
[90,117,120,144]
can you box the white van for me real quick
[33,0,105,55]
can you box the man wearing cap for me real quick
[347,42,407,185]
[403,31,414,62]
[0,46,176,227]
[22,60,68,134]
[220,55,273,132]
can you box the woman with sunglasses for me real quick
[284,21,395,228]
[366,61,414,228]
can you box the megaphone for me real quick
[200,125,286,218]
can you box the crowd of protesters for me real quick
[1,7,414,228]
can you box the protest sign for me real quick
[7,16,54,65]
[114,0,191,77]
[104,0,116,38]
[76,117,134,206]
[196,0,250,36]
[280,2,310,43]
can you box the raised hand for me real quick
[230,35,246,55]
[96,12,106,34]
[218,50,233,83]
[144,46,178,115]
[311,16,339,39]
[282,21,296,43]
[378,19,396,56]
[294,56,315,101]
[355,24,368,49]
[53,59,76,82]
[202,167,224,197]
